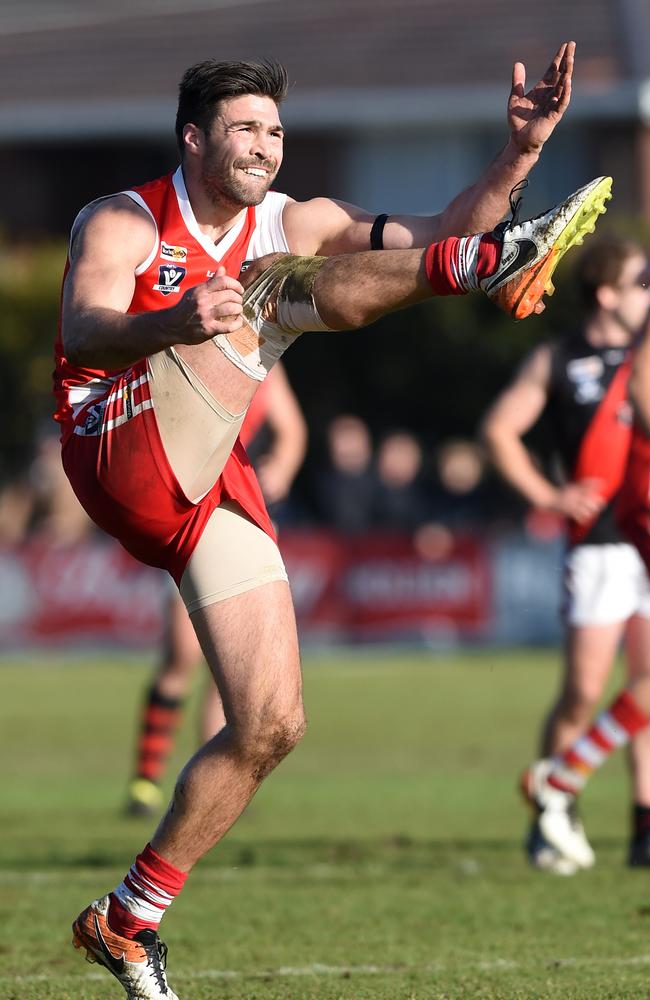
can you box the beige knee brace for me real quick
[214,255,332,382]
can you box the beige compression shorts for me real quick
[148,344,289,613]
[146,253,331,612]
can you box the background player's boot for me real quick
[482,176,612,319]
[520,759,595,869]
[125,777,165,817]
[628,832,650,867]
[525,819,578,876]
[72,894,179,999]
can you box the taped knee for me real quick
[213,254,332,382]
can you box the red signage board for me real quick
[0,531,491,649]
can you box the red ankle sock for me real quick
[425,234,500,295]
[108,843,188,939]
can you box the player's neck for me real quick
[183,168,248,245]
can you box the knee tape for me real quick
[214,255,332,382]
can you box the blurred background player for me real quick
[481,235,650,871]
[126,361,307,816]
[524,313,650,871]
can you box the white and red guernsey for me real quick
[53,167,290,584]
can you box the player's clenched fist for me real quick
[170,265,245,343]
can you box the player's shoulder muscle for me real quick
[70,194,155,270]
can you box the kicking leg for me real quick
[169,177,613,423]
[241,175,613,333]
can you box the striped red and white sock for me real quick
[548,690,650,794]
[424,234,500,295]
[134,687,184,784]
[107,843,188,938]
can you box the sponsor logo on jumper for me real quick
[84,402,105,436]
[567,356,604,382]
[160,241,187,262]
[122,385,133,420]
[153,265,186,295]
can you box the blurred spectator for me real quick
[372,429,431,532]
[0,433,94,547]
[28,433,93,543]
[313,414,375,533]
[428,438,502,530]
[0,474,33,545]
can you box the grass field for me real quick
[1,648,648,999]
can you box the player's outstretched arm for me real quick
[427,41,575,241]
[62,198,245,370]
[283,42,575,256]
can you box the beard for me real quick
[201,153,277,209]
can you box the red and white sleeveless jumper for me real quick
[53,167,290,584]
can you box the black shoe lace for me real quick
[492,178,529,240]
[508,179,529,226]
[135,930,169,994]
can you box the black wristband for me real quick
[370,213,389,250]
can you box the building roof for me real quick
[2,0,650,139]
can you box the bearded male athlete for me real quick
[59,54,610,998]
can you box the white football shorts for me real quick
[562,542,650,626]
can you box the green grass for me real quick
[1,649,648,999]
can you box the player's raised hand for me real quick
[171,266,245,343]
[508,41,575,155]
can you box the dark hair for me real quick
[577,235,645,311]
[175,59,289,152]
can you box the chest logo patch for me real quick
[153,265,186,295]
[160,242,188,262]
[567,356,604,382]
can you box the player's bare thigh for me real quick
[188,578,303,741]
[177,501,299,734]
